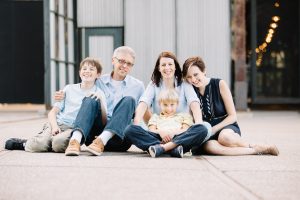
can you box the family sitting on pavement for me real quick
[5,46,279,157]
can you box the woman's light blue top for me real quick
[139,80,199,114]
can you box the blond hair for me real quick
[158,89,179,104]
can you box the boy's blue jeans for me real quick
[72,96,135,151]
[124,124,210,153]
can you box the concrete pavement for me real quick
[0,109,300,200]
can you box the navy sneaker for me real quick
[5,138,27,150]
[169,145,183,158]
[148,144,165,158]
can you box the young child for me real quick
[125,89,211,158]
[5,57,107,155]
[148,89,194,158]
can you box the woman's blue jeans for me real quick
[124,124,209,153]
[72,96,136,151]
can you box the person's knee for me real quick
[25,136,51,152]
[203,140,220,153]
[52,136,69,153]
[124,125,138,137]
[192,124,209,138]
[121,96,135,107]
[218,130,236,146]
[82,96,99,107]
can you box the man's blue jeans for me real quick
[72,96,136,151]
[124,124,209,153]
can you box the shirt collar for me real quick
[105,71,129,85]
[160,77,178,88]
[159,112,175,118]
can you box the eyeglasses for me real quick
[114,57,134,67]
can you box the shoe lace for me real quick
[94,139,101,145]
[69,139,78,146]
[93,139,104,150]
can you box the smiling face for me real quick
[158,57,176,80]
[112,53,134,80]
[151,52,182,87]
[185,65,206,88]
[79,63,100,83]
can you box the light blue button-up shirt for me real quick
[54,84,107,127]
[96,74,145,119]
[139,80,199,114]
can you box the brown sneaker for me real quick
[252,144,279,156]
[65,139,80,156]
[87,137,104,156]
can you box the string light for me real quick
[256,1,280,67]
[270,23,278,29]
[272,16,280,22]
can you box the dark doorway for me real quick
[247,0,300,105]
[82,27,124,77]
[0,0,44,103]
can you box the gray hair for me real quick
[113,46,136,60]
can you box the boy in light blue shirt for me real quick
[5,57,107,154]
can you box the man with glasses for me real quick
[56,46,144,155]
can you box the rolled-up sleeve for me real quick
[96,89,108,114]
[136,82,145,105]
[139,82,155,107]
[54,86,68,112]
[183,81,199,106]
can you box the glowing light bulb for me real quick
[270,23,278,29]
[272,16,280,22]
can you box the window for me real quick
[49,0,75,98]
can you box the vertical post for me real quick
[251,0,257,103]
[44,0,51,109]
[232,0,248,110]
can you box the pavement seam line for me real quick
[198,156,263,200]
[0,117,45,124]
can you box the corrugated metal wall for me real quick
[77,0,231,86]
[88,36,114,74]
[177,0,231,83]
[125,0,176,85]
[77,0,123,27]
